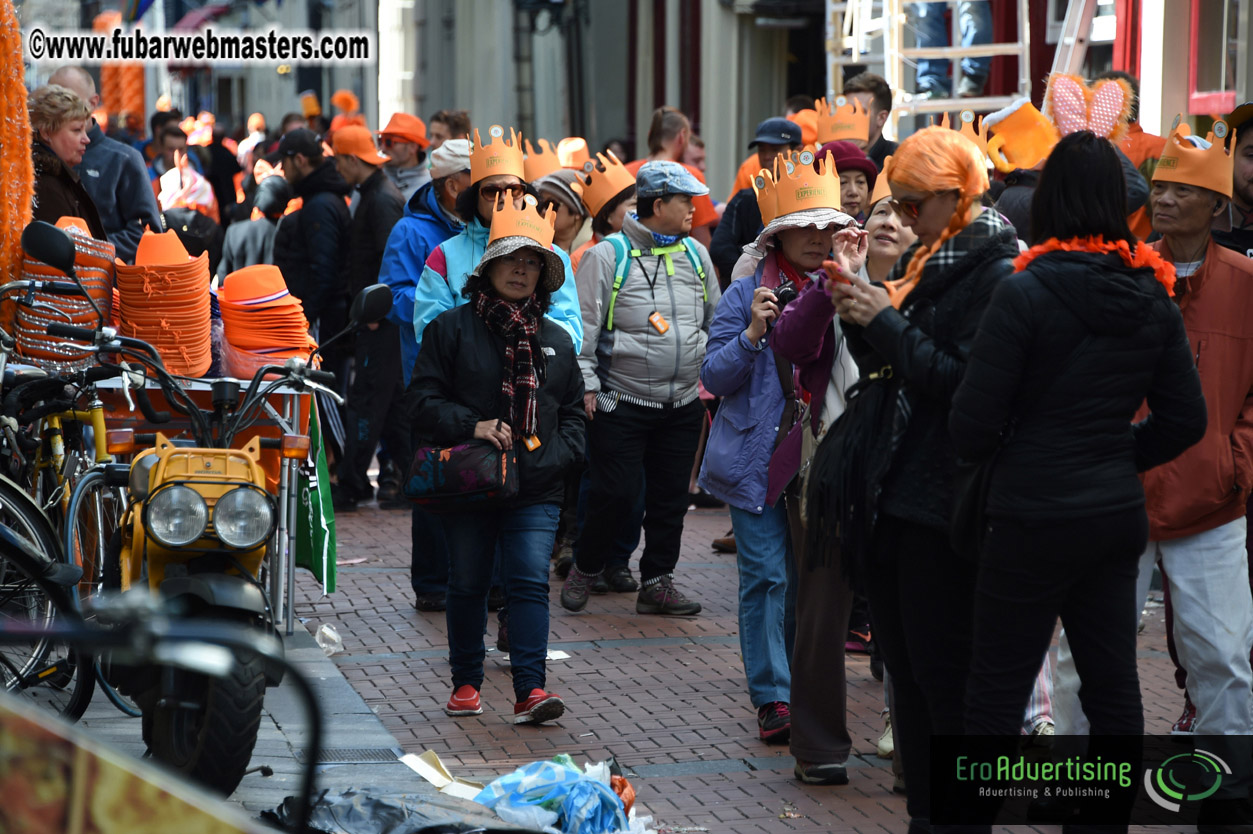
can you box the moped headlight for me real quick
[213,487,274,550]
[146,485,208,547]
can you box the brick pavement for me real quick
[298,502,1190,834]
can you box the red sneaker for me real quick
[1171,693,1196,735]
[445,684,482,716]
[513,689,565,724]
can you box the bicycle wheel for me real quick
[0,476,94,720]
[63,468,138,716]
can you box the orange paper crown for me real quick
[815,96,870,144]
[557,137,591,169]
[753,149,841,226]
[523,138,562,182]
[471,124,526,184]
[488,193,557,248]
[937,110,990,159]
[571,150,636,217]
[869,155,894,207]
[1152,117,1235,199]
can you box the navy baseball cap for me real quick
[748,117,803,149]
[636,160,709,199]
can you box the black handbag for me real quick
[403,419,519,513]
[950,334,1093,559]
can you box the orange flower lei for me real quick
[1013,235,1176,297]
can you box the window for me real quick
[1188,0,1239,114]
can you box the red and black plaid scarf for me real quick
[471,290,544,439]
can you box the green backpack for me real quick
[602,232,707,330]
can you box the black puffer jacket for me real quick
[409,304,586,507]
[950,249,1206,520]
[846,212,1020,531]
[272,161,352,326]
[347,168,404,297]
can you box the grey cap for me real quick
[429,138,471,179]
[635,160,709,199]
[534,169,589,219]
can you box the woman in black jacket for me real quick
[785,125,1019,832]
[951,134,1205,745]
[410,197,586,725]
[28,85,106,240]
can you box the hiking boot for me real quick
[877,714,894,759]
[560,567,597,612]
[445,684,482,716]
[605,565,639,593]
[757,701,790,743]
[794,760,848,785]
[376,460,405,508]
[513,689,565,724]
[712,530,737,553]
[636,574,701,616]
[1172,692,1196,734]
[552,539,574,578]
[413,592,446,612]
[591,572,610,594]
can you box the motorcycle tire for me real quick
[146,648,266,795]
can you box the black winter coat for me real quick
[409,304,586,507]
[32,142,107,241]
[272,161,352,326]
[950,250,1206,520]
[709,187,762,289]
[347,169,404,297]
[846,217,1020,531]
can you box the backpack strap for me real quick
[604,234,708,330]
[605,232,630,331]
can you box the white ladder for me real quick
[828,0,1036,140]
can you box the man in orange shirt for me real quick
[1096,71,1165,241]
[626,107,718,245]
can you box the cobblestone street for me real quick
[297,502,1188,833]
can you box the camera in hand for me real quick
[774,280,800,309]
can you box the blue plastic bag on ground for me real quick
[473,759,629,834]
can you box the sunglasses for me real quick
[480,183,526,201]
[888,189,958,221]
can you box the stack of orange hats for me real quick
[114,230,212,377]
[216,264,316,378]
[15,217,116,370]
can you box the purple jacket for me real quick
[698,257,795,513]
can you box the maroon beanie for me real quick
[816,140,878,192]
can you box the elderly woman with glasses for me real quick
[772,125,1019,832]
[410,196,587,726]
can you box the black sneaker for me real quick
[636,575,701,616]
[413,592,446,612]
[591,572,610,594]
[605,565,639,593]
[757,701,790,743]
[793,760,848,785]
[331,483,359,512]
[560,567,597,612]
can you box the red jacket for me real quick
[1140,238,1253,540]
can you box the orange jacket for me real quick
[1140,238,1253,540]
[1120,123,1167,241]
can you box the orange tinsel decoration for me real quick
[1013,235,1177,297]
[1,0,33,286]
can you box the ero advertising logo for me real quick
[1145,750,1231,812]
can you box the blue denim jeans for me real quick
[729,503,796,707]
[411,504,502,596]
[442,503,560,701]
[912,0,992,93]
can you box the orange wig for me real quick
[885,126,989,306]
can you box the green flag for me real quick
[295,400,336,594]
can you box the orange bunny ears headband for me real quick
[1043,73,1134,143]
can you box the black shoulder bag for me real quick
[950,333,1094,559]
